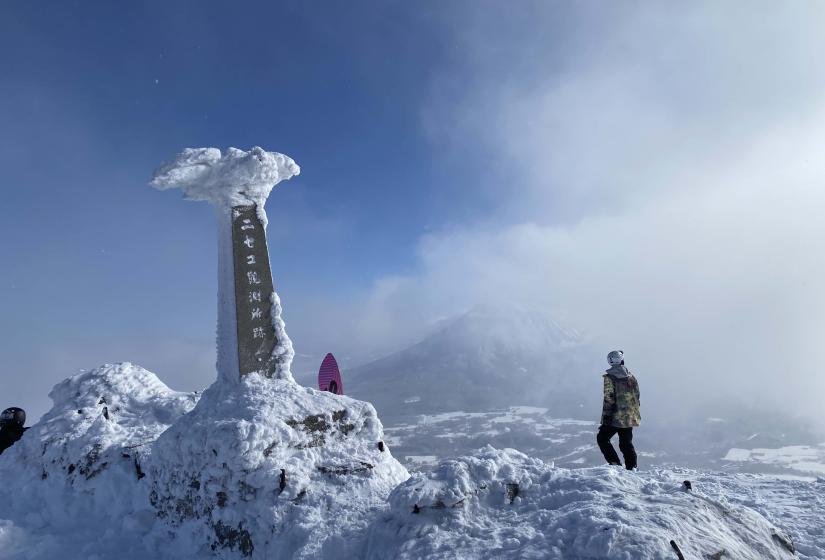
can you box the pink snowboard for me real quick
[318,353,343,395]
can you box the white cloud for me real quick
[351,3,825,422]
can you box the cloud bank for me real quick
[334,2,825,423]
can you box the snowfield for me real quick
[0,363,821,559]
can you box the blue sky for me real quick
[0,1,486,415]
[3,2,825,424]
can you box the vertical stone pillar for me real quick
[151,147,299,385]
[231,205,280,377]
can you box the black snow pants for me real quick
[597,425,637,470]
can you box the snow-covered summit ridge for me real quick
[0,363,811,558]
[151,147,300,209]
[0,362,409,559]
[370,446,799,560]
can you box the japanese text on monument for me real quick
[231,205,279,377]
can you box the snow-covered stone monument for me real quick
[151,147,299,384]
[145,147,409,558]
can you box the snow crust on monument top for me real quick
[150,146,300,209]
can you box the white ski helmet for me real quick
[607,350,624,366]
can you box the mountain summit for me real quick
[347,304,598,420]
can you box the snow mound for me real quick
[147,373,408,558]
[0,363,198,554]
[150,146,300,209]
[0,363,408,559]
[366,446,798,560]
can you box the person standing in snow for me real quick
[0,407,28,456]
[597,351,640,470]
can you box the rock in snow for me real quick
[0,364,805,559]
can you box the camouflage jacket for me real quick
[601,372,641,428]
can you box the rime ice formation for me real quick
[151,146,300,384]
[151,147,300,214]
[148,373,408,558]
[0,364,199,557]
[368,447,800,560]
[0,363,408,559]
[0,365,813,558]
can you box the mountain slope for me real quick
[347,304,599,421]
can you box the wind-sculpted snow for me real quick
[0,363,199,556]
[367,447,799,560]
[147,372,408,559]
[0,364,813,559]
[0,363,408,559]
[150,146,300,212]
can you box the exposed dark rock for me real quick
[212,521,254,557]
[317,461,374,476]
[505,483,519,504]
[772,531,796,554]
[134,458,146,480]
[291,489,307,504]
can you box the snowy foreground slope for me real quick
[0,363,815,559]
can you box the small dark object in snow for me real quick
[505,483,520,504]
[216,491,228,507]
[212,521,254,557]
[412,504,420,514]
[98,397,107,405]
[77,409,82,414]
[102,406,110,420]
[709,550,726,559]
[41,470,47,480]
[134,458,145,480]
[670,540,685,560]
[378,441,385,452]
[279,469,287,493]
[683,480,692,491]
[317,461,374,475]
[291,489,307,504]
[67,463,76,474]
[771,531,796,553]
[212,448,218,456]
